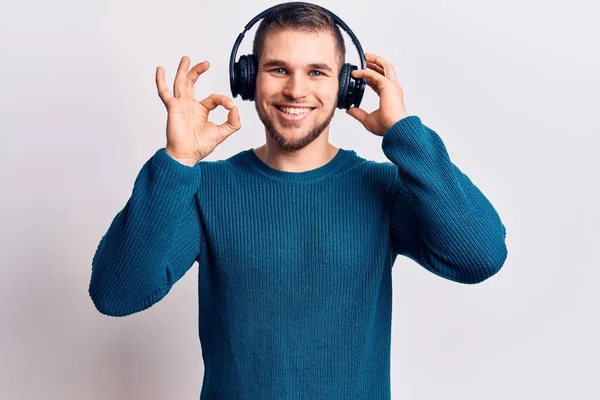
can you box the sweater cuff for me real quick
[381,115,425,150]
[149,148,202,188]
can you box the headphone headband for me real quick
[229,2,366,109]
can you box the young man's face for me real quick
[254,29,341,152]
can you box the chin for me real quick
[255,101,336,152]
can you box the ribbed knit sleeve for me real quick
[382,116,507,284]
[89,148,203,316]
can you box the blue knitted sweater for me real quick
[89,115,507,399]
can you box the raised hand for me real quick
[156,56,241,166]
[345,53,408,136]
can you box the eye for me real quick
[268,68,326,77]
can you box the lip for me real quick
[274,106,314,122]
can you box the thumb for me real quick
[346,107,368,126]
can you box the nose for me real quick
[282,73,309,99]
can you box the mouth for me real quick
[274,105,315,122]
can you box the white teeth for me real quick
[279,106,312,115]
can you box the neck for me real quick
[253,133,339,173]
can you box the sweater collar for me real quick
[240,147,354,183]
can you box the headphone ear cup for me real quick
[247,54,257,101]
[239,55,248,100]
[337,63,352,109]
[237,54,257,101]
[338,63,365,110]
[232,59,241,98]
[352,66,366,109]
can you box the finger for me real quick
[363,76,380,96]
[173,56,190,97]
[366,60,384,76]
[365,52,398,81]
[365,52,396,80]
[219,105,242,138]
[155,66,174,106]
[199,93,235,111]
[361,64,382,95]
[186,60,210,86]
[345,106,369,126]
[351,68,387,94]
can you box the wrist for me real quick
[165,148,200,167]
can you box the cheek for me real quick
[255,78,280,104]
[316,93,337,109]
[254,76,266,99]
[319,81,339,105]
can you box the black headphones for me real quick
[229,1,366,110]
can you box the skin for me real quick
[253,29,342,172]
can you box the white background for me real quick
[1,0,598,398]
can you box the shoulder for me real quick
[347,151,399,198]
[194,149,248,189]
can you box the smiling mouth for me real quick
[274,105,315,122]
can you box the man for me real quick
[89,3,507,399]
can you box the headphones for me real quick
[229,1,366,110]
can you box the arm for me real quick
[89,148,204,316]
[383,116,507,284]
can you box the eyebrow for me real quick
[261,59,333,73]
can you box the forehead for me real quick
[260,29,338,67]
